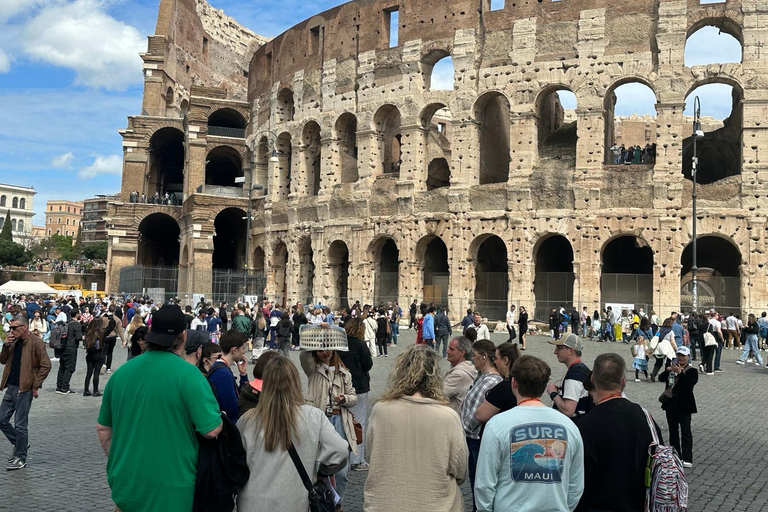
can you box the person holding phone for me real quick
[0,315,52,470]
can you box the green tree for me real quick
[72,229,83,261]
[0,211,12,242]
[83,241,108,263]
[0,239,30,266]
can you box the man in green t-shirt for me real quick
[96,304,222,512]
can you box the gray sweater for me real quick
[236,404,348,512]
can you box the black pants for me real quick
[651,356,667,379]
[666,409,693,463]
[409,315,417,329]
[702,344,716,373]
[84,351,105,392]
[506,325,516,343]
[689,334,702,360]
[56,347,78,391]
[104,337,117,370]
[376,336,388,356]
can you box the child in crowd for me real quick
[631,336,649,382]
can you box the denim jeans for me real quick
[435,334,449,356]
[349,393,368,466]
[466,436,482,512]
[424,338,435,349]
[328,414,350,503]
[0,385,33,462]
[714,337,724,370]
[389,322,399,345]
[739,334,763,365]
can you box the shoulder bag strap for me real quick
[287,444,314,493]
[638,405,660,447]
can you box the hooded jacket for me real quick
[443,360,478,414]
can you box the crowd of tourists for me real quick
[609,143,657,165]
[3,291,752,511]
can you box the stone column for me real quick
[399,124,427,192]
[319,137,335,196]
[356,129,380,184]
[185,138,206,197]
[652,102,685,209]
[190,244,214,299]
[121,152,147,202]
[450,120,480,187]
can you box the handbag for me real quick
[658,387,673,405]
[287,444,336,512]
[351,414,363,445]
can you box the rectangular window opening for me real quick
[309,26,320,55]
[386,8,399,48]
[490,0,504,11]
[438,122,447,134]
[203,37,209,55]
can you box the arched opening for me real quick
[17,220,23,231]
[252,246,265,273]
[137,213,180,267]
[534,235,575,321]
[373,238,399,305]
[298,236,315,304]
[164,87,175,117]
[604,82,658,165]
[147,127,184,197]
[681,236,741,311]
[473,235,508,321]
[682,83,742,184]
[11,219,16,231]
[272,242,288,307]
[335,113,358,183]
[422,51,454,91]
[475,92,510,184]
[12,198,18,209]
[374,105,402,176]
[302,121,322,196]
[276,88,295,124]
[208,108,247,138]
[601,235,653,311]
[685,24,742,67]
[212,207,247,270]
[422,103,452,190]
[0,196,5,207]
[275,132,292,200]
[537,89,577,162]
[19,198,25,209]
[328,240,350,310]
[180,99,189,117]
[419,236,449,308]
[205,146,243,190]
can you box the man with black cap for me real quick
[184,329,209,366]
[96,304,222,512]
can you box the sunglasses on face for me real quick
[9,325,23,330]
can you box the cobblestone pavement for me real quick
[1,330,767,511]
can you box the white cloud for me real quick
[0,48,9,73]
[0,0,48,23]
[51,151,74,168]
[22,0,145,90]
[78,154,122,178]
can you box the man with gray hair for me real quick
[546,333,593,419]
[443,336,478,413]
[0,315,51,470]
[575,353,663,512]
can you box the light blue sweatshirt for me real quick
[475,405,584,512]
[422,313,435,340]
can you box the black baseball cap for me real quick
[184,329,208,354]
[146,304,186,347]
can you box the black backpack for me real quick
[193,413,250,512]
[49,322,68,350]
[194,367,250,512]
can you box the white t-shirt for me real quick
[506,310,515,328]
[708,318,722,334]
[725,315,737,330]
[190,317,207,330]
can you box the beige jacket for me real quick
[364,396,467,512]
[443,360,478,414]
[299,350,359,455]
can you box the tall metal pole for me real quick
[691,96,701,313]
[243,183,253,300]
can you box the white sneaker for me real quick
[50,357,59,362]
[682,461,693,468]
[736,360,745,365]
[756,362,762,366]
[747,358,753,363]
[634,378,640,382]
[706,372,714,376]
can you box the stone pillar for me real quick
[190,245,214,298]
[399,124,427,192]
[319,137,335,196]
[186,138,206,196]
[356,129,380,184]
[509,111,537,184]
[450,120,480,187]
[121,153,147,202]
[653,102,685,209]
[657,218,682,311]
[105,242,138,294]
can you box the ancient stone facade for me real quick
[107,0,768,320]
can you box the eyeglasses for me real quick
[9,325,23,330]
[554,345,568,352]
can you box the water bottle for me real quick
[668,371,676,387]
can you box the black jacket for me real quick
[64,319,83,349]
[338,336,373,394]
[659,366,698,415]
[434,313,452,336]
[237,382,260,418]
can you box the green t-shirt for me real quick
[98,351,222,512]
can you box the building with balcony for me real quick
[45,200,83,238]
[107,0,767,318]
[0,183,36,237]
[81,194,119,243]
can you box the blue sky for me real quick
[0,1,741,224]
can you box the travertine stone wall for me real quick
[108,0,768,317]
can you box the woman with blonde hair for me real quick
[237,356,348,512]
[122,313,145,360]
[299,345,358,508]
[364,345,467,511]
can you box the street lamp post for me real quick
[691,96,704,312]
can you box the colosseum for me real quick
[106,0,768,321]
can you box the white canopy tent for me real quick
[0,281,59,295]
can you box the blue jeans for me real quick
[328,414,350,503]
[714,337,724,370]
[739,334,763,365]
[435,333,449,356]
[424,338,435,349]
[467,436,482,512]
[389,322,399,345]
[0,385,32,462]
